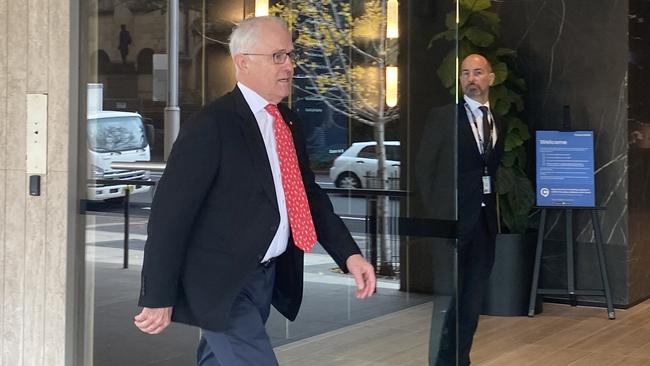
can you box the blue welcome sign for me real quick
[536,131,595,207]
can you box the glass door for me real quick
[78,1,460,365]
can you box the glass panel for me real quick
[446,0,629,364]
[81,1,209,365]
[79,1,460,365]
[271,0,460,363]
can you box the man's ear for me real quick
[233,54,248,74]
[488,72,496,86]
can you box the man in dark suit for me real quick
[133,16,376,365]
[419,54,506,366]
[118,24,132,65]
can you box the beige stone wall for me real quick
[1,0,73,365]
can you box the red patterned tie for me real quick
[265,104,317,252]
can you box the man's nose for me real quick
[279,58,294,72]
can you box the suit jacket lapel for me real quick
[231,86,279,210]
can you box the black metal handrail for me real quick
[85,175,457,274]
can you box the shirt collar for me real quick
[463,95,490,113]
[238,82,272,115]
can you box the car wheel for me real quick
[335,172,361,188]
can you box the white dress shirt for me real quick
[463,95,497,154]
[238,82,290,262]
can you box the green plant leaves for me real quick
[507,117,531,141]
[437,52,457,89]
[496,166,515,194]
[463,26,495,47]
[460,0,492,12]
[504,131,524,151]
[429,29,456,46]
[459,42,479,60]
[496,47,516,57]
[477,10,500,33]
[500,150,517,168]
[510,75,526,91]
[445,12,458,30]
[492,62,508,85]
[431,0,536,233]
[497,168,535,234]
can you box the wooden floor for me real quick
[275,299,650,365]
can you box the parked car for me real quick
[329,141,400,188]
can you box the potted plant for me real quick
[431,0,537,315]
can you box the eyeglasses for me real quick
[242,50,299,64]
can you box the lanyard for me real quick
[464,103,493,156]
[464,103,493,174]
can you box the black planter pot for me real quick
[482,233,543,316]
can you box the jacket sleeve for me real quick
[280,106,362,273]
[138,108,221,308]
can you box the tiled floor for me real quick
[275,300,650,365]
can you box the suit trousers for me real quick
[430,208,496,366]
[197,260,279,366]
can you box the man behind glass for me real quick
[421,54,506,365]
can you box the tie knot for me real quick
[265,103,281,117]
[478,106,489,114]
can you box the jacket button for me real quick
[270,225,277,232]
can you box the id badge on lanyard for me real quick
[482,167,492,194]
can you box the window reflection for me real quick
[87,114,147,152]
[82,1,458,365]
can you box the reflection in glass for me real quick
[79,1,460,365]
[87,114,147,152]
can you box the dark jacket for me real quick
[138,86,361,331]
[416,103,506,241]
[457,102,505,241]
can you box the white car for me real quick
[329,141,400,188]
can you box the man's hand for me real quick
[134,307,173,334]
[346,254,376,299]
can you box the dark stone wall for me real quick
[497,0,631,305]
[628,0,650,304]
[397,1,650,307]
[400,0,457,293]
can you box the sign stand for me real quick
[527,206,615,319]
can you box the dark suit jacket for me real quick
[138,86,361,332]
[457,103,505,241]
[416,103,506,242]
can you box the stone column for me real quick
[1,0,78,364]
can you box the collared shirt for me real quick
[463,95,497,154]
[238,82,290,262]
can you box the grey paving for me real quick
[92,262,431,366]
[87,184,429,366]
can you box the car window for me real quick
[357,146,377,159]
[387,145,400,161]
[87,116,147,152]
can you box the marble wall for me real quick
[497,0,635,305]
[0,0,75,364]
[628,0,650,305]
